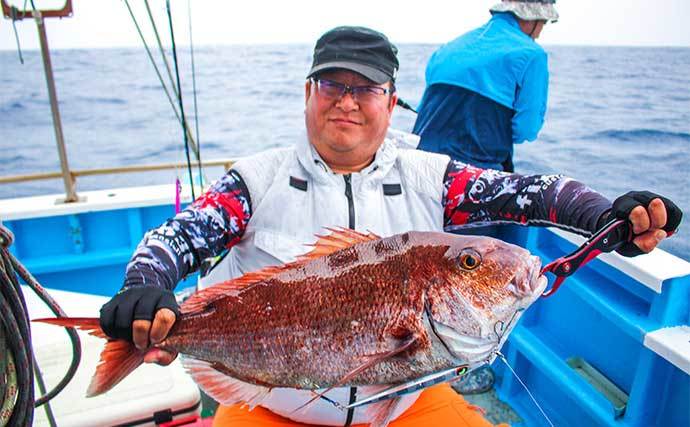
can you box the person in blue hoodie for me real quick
[413,0,558,172]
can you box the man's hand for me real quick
[611,191,683,256]
[99,287,180,365]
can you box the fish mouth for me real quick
[506,255,547,298]
[425,305,497,363]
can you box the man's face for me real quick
[304,69,398,173]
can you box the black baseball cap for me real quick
[307,26,399,84]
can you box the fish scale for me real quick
[169,243,443,387]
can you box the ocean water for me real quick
[1,45,689,261]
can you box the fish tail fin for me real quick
[86,339,146,397]
[34,317,145,396]
[34,316,107,338]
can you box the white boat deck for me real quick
[25,286,201,427]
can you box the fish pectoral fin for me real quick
[292,336,418,414]
[181,356,270,408]
[362,393,402,427]
[343,335,419,386]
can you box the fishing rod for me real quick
[396,97,417,114]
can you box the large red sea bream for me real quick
[38,228,547,426]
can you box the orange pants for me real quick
[212,384,506,427]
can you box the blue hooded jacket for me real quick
[413,12,549,170]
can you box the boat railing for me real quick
[0,159,235,185]
[2,0,213,204]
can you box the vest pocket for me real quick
[253,229,312,264]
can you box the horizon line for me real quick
[2,41,690,52]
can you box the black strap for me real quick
[344,386,357,426]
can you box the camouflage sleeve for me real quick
[123,169,252,290]
[442,161,612,236]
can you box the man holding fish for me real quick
[56,25,681,427]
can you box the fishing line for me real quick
[187,0,204,188]
[122,0,188,141]
[166,0,196,200]
[144,0,179,101]
[493,309,522,343]
[497,352,554,427]
[142,0,202,163]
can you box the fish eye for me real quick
[457,249,481,271]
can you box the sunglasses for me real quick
[311,78,391,104]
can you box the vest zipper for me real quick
[343,173,356,426]
[343,174,355,229]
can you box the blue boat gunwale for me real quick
[2,183,689,427]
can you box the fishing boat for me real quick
[1,1,689,426]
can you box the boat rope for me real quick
[33,353,57,426]
[166,0,198,200]
[122,0,199,159]
[497,352,554,427]
[0,224,82,426]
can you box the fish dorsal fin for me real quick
[181,356,271,408]
[296,227,380,262]
[182,227,380,315]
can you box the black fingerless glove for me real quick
[99,287,180,341]
[604,191,683,257]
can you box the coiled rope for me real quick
[0,225,82,426]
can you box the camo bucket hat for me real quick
[490,0,559,23]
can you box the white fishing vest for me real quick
[200,131,450,425]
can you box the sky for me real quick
[1,0,689,51]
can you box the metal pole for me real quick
[34,10,78,203]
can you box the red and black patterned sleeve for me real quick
[442,161,611,236]
[123,169,252,290]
